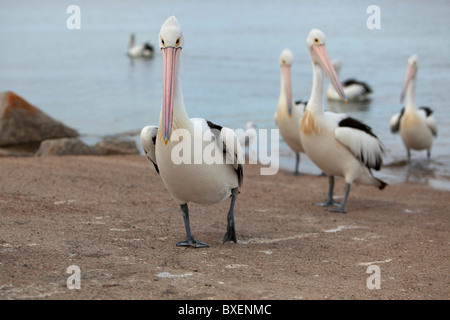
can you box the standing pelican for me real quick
[140,16,243,248]
[299,29,387,213]
[390,54,437,161]
[326,60,372,102]
[274,49,306,175]
[128,33,154,58]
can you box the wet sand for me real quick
[0,155,448,300]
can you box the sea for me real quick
[1,0,449,190]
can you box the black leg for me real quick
[222,188,238,244]
[176,204,209,248]
[294,153,300,176]
[328,183,350,213]
[314,176,340,207]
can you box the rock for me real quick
[35,137,139,157]
[0,91,78,148]
[94,139,139,155]
[0,147,34,157]
[36,138,100,156]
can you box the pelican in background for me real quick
[274,49,306,175]
[299,29,387,213]
[327,60,372,102]
[237,121,258,161]
[128,33,154,58]
[390,54,437,162]
[140,16,243,248]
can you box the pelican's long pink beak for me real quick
[400,64,416,103]
[161,46,181,144]
[281,65,293,115]
[312,44,347,102]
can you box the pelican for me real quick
[128,33,154,58]
[274,49,306,175]
[140,16,243,248]
[390,54,437,161]
[326,60,372,101]
[299,29,387,213]
[237,121,258,161]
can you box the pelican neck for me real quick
[307,62,325,113]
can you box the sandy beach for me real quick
[0,154,448,300]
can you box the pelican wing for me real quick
[207,120,244,188]
[294,100,307,114]
[426,116,438,137]
[419,106,437,137]
[140,126,159,174]
[335,117,384,170]
[342,79,372,94]
[390,108,404,134]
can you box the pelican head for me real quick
[279,49,294,115]
[400,54,418,103]
[306,29,347,102]
[159,16,184,143]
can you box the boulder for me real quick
[0,91,78,147]
[35,137,139,156]
[35,138,100,156]
[94,138,139,155]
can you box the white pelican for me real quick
[140,16,243,248]
[326,60,372,102]
[128,33,154,58]
[390,54,437,161]
[274,49,306,175]
[237,121,258,161]
[238,121,257,149]
[299,29,387,213]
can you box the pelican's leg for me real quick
[176,204,209,248]
[407,149,411,163]
[328,183,350,213]
[222,188,238,244]
[314,176,340,207]
[294,153,301,176]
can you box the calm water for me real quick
[1,0,450,189]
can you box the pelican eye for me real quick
[175,37,180,46]
[314,38,319,44]
[161,38,165,47]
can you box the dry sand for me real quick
[0,155,448,300]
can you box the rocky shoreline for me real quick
[0,91,139,157]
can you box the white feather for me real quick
[426,116,438,137]
[220,127,244,183]
[140,126,158,172]
[418,109,438,137]
[390,111,402,133]
[335,127,383,169]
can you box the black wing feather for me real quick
[342,78,372,93]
